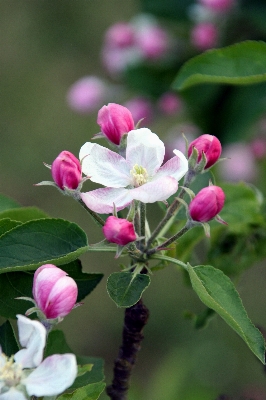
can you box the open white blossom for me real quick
[0,315,77,399]
[80,128,188,213]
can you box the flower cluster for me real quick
[0,314,77,399]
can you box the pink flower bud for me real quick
[51,151,82,190]
[33,264,78,319]
[188,134,222,169]
[103,216,137,246]
[191,22,218,50]
[124,97,153,124]
[67,76,107,113]
[136,25,169,59]
[189,186,225,222]
[105,22,135,48]
[158,92,183,116]
[97,103,135,145]
[199,0,235,12]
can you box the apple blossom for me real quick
[190,22,218,50]
[188,134,222,169]
[67,76,107,113]
[33,264,78,320]
[0,315,77,399]
[105,22,135,48]
[79,128,188,214]
[103,216,137,246]
[189,185,225,222]
[199,0,235,13]
[51,150,82,190]
[124,97,153,124]
[158,92,183,116]
[97,103,135,145]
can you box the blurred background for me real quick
[1,1,266,399]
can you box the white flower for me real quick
[0,315,77,399]
[80,128,188,213]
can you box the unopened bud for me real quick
[97,103,135,145]
[33,264,78,319]
[188,134,222,169]
[191,22,218,50]
[189,186,225,222]
[103,216,137,246]
[51,151,82,190]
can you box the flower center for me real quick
[0,354,22,388]
[130,164,149,187]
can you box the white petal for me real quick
[14,315,46,368]
[24,354,77,397]
[129,176,178,203]
[81,143,130,187]
[0,388,27,400]
[81,187,132,213]
[79,142,95,163]
[155,152,188,181]
[126,129,165,175]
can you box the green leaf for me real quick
[107,272,150,307]
[0,194,20,212]
[75,356,105,385]
[218,182,263,233]
[0,320,19,356]
[0,218,22,236]
[57,382,105,400]
[187,264,265,363]
[0,260,102,319]
[45,330,73,357]
[173,41,266,91]
[0,218,88,273]
[0,206,49,222]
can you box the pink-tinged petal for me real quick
[44,276,78,319]
[130,176,178,203]
[33,266,67,311]
[81,187,132,213]
[126,129,165,175]
[156,151,188,181]
[24,354,77,397]
[81,143,130,187]
[0,388,27,400]
[15,315,46,368]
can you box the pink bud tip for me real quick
[188,134,222,169]
[158,92,183,115]
[191,22,218,51]
[103,216,137,246]
[67,76,107,113]
[105,22,135,48]
[51,151,82,190]
[189,186,225,222]
[33,264,78,319]
[97,103,135,145]
[199,0,235,12]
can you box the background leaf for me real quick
[0,194,20,212]
[173,41,266,90]
[0,218,89,273]
[107,272,150,307]
[0,320,19,356]
[0,206,49,222]
[187,264,265,363]
[0,219,22,236]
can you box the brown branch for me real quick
[106,298,150,400]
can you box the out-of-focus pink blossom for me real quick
[189,185,225,222]
[191,22,218,50]
[250,138,266,160]
[102,46,141,76]
[158,92,183,116]
[124,97,153,124]
[97,103,135,145]
[33,264,78,320]
[105,22,135,48]
[51,151,82,190]
[103,216,137,246]
[218,143,257,182]
[135,24,170,59]
[199,0,235,12]
[67,76,107,113]
[188,134,222,169]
